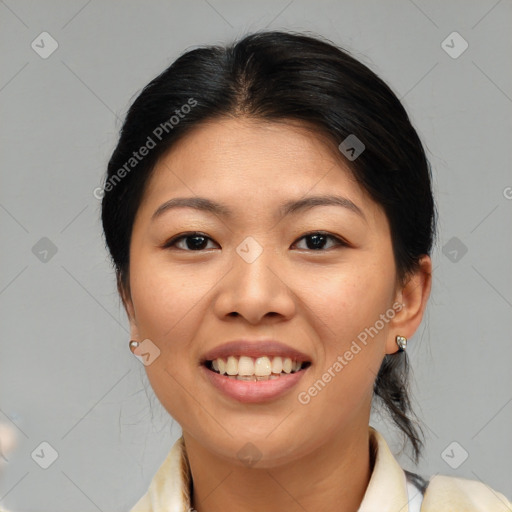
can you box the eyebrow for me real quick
[151,194,366,222]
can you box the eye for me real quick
[292,231,347,251]
[163,231,348,252]
[163,232,219,251]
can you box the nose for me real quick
[213,239,297,325]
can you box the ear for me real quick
[117,274,141,342]
[385,255,432,355]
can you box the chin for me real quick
[196,429,313,469]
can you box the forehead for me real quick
[169,117,344,168]
[139,117,383,225]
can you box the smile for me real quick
[201,356,312,403]
[204,355,311,381]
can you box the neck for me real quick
[183,423,373,512]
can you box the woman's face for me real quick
[126,118,421,466]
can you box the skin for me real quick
[123,117,432,512]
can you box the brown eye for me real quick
[164,232,219,251]
[293,232,347,251]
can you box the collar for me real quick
[130,427,411,512]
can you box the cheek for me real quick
[295,264,393,404]
[129,256,208,342]
[128,261,213,430]
[294,279,386,433]
[301,262,394,348]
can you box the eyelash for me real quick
[163,231,348,252]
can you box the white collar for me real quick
[130,427,417,512]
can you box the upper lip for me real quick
[201,339,312,364]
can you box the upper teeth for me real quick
[210,356,302,376]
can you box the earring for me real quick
[129,340,139,353]
[395,335,407,352]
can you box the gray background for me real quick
[1,0,511,510]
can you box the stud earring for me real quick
[129,340,139,353]
[395,335,407,352]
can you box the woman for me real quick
[100,31,511,511]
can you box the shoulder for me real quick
[129,437,190,512]
[421,474,512,512]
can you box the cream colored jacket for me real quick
[129,427,511,512]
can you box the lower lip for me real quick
[200,365,308,403]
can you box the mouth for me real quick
[200,355,312,403]
[199,339,312,403]
[203,355,312,381]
